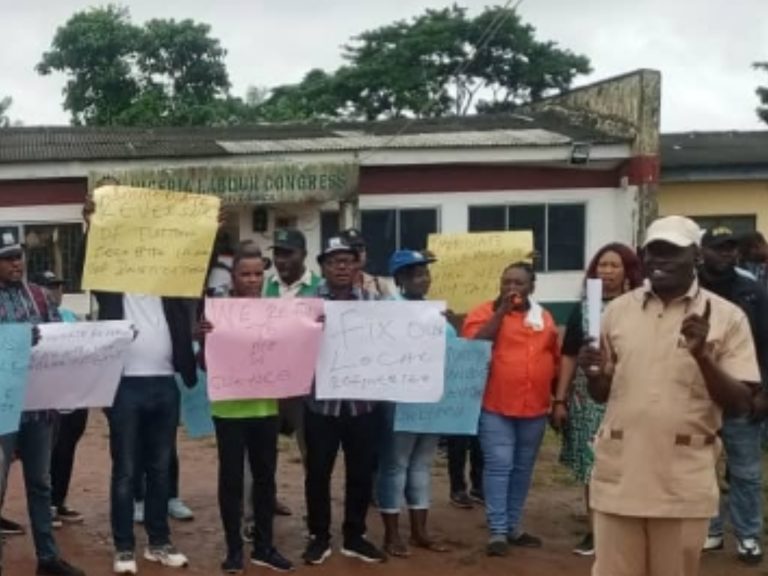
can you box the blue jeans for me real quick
[709,416,763,539]
[376,430,440,512]
[479,411,547,536]
[0,418,59,561]
[106,376,180,552]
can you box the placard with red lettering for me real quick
[204,298,324,400]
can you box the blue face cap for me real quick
[388,250,436,277]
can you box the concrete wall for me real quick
[234,185,634,320]
[658,180,768,235]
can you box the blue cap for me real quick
[388,250,436,276]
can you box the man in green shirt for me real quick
[255,229,321,519]
[264,229,321,299]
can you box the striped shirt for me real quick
[305,281,379,418]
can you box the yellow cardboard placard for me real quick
[428,231,534,314]
[82,186,221,298]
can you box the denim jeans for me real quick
[709,416,763,540]
[376,430,440,512]
[478,411,547,536]
[106,376,180,552]
[0,418,59,560]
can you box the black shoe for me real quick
[221,549,244,574]
[508,532,543,548]
[0,516,24,536]
[341,537,387,563]
[573,533,594,556]
[252,548,294,572]
[303,537,332,566]
[450,491,473,509]
[469,489,485,505]
[486,537,509,557]
[55,506,84,524]
[36,557,86,576]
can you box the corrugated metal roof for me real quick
[218,129,572,154]
[0,113,631,165]
[662,131,768,169]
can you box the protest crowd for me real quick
[1,190,768,576]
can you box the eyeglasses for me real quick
[0,254,23,262]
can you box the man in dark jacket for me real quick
[699,227,768,564]
[81,202,197,575]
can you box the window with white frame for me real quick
[468,203,586,272]
[320,208,439,276]
[1,223,84,292]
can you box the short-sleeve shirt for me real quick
[590,281,761,519]
[462,301,560,418]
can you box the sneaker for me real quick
[133,501,144,524]
[168,498,194,521]
[737,538,763,565]
[508,532,543,548]
[302,537,332,566]
[486,535,509,557]
[251,548,294,572]
[144,544,189,568]
[55,506,84,524]
[113,552,138,575]
[703,534,724,552]
[36,557,86,576]
[0,516,25,536]
[221,549,244,574]
[573,533,595,556]
[51,516,63,529]
[469,489,485,505]
[450,491,473,509]
[341,537,387,563]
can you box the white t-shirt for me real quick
[123,294,174,376]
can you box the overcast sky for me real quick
[1,0,766,131]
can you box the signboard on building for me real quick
[88,162,359,205]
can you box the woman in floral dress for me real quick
[551,243,643,556]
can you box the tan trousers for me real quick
[593,512,708,576]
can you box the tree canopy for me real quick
[37,5,231,126]
[258,5,591,121]
[38,4,591,126]
[756,62,768,125]
[0,97,12,127]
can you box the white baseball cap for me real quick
[642,216,702,249]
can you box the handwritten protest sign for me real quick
[24,321,133,411]
[428,231,533,313]
[205,298,324,401]
[394,338,491,435]
[82,185,220,297]
[177,346,214,438]
[0,325,32,435]
[316,301,447,402]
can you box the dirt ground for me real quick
[2,414,765,575]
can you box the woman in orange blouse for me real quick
[463,262,560,557]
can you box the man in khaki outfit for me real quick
[582,215,760,576]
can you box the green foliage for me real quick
[756,62,768,125]
[37,5,231,126]
[259,4,591,121]
[0,97,12,127]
